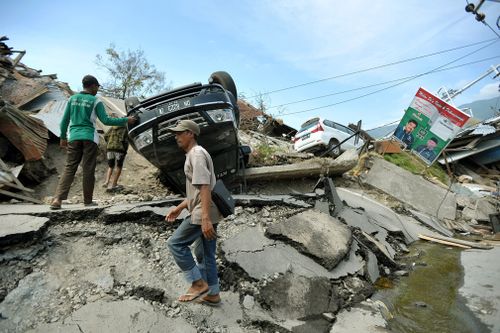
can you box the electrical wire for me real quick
[276,39,500,117]
[267,55,500,110]
[248,38,498,99]
[482,20,500,38]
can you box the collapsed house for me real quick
[0,37,74,203]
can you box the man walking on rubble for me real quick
[165,120,222,305]
[50,75,136,209]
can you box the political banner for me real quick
[392,87,470,165]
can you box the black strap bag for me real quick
[212,179,235,218]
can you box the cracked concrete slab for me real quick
[257,272,337,320]
[359,231,397,268]
[266,210,351,270]
[0,215,49,246]
[222,227,339,279]
[361,158,456,220]
[461,198,497,222]
[365,250,380,283]
[409,209,453,237]
[26,299,196,333]
[460,246,500,332]
[330,240,364,279]
[102,204,187,224]
[339,207,396,262]
[234,194,312,208]
[194,291,246,333]
[0,272,61,332]
[338,188,418,243]
[330,300,390,332]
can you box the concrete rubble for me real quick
[361,158,457,221]
[1,180,462,333]
[1,37,499,333]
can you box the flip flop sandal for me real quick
[197,295,222,306]
[178,289,209,302]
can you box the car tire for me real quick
[227,91,240,127]
[209,71,237,100]
[327,139,341,158]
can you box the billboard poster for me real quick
[392,87,470,165]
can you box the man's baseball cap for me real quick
[167,120,200,136]
[82,75,100,87]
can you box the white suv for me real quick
[293,117,363,157]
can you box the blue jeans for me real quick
[167,216,219,295]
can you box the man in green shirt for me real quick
[50,75,136,209]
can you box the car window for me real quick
[331,122,354,135]
[323,120,335,128]
[298,118,319,133]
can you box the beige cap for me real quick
[167,120,200,136]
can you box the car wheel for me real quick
[209,71,237,99]
[327,139,341,157]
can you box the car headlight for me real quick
[134,128,153,150]
[207,109,234,123]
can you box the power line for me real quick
[482,20,500,38]
[276,39,499,117]
[249,38,499,99]
[268,55,500,110]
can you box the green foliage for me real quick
[95,44,170,99]
[383,151,449,185]
[251,143,278,166]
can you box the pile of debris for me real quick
[2,169,484,332]
[0,38,164,205]
[439,114,499,182]
[0,37,75,203]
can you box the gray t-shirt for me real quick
[184,145,222,225]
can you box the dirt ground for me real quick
[32,141,170,205]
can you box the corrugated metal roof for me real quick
[438,137,500,164]
[22,81,69,112]
[0,103,49,161]
[470,124,497,136]
[455,115,500,138]
[33,99,67,137]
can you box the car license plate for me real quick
[301,133,310,140]
[157,98,192,115]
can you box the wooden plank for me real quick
[419,234,493,250]
[0,180,34,192]
[0,188,42,204]
[418,234,471,249]
[14,86,49,109]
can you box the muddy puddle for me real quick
[373,242,490,333]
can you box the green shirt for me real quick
[60,92,128,143]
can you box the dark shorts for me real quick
[107,151,126,168]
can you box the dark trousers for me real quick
[54,140,97,204]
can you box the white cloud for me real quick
[477,82,500,100]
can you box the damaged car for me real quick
[293,117,364,157]
[125,71,249,194]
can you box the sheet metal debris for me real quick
[0,100,49,161]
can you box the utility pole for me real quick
[437,64,500,117]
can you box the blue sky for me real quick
[3,0,500,130]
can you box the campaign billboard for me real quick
[392,87,470,165]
